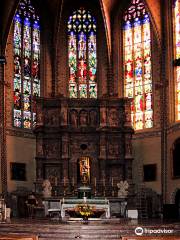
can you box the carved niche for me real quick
[79,110,88,126]
[70,110,78,127]
[108,108,120,127]
[89,110,97,126]
[45,109,59,126]
[44,141,59,157]
[108,142,119,157]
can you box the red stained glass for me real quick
[123,0,153,130]
[68,8,97,98]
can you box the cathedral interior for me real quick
[1,0,180,232]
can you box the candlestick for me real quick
[4,203,6,221]
[103,178,105,187]
[72,177,74,187]
[64,177,66,187]
[55,177,57,186]
[94,177,96,187]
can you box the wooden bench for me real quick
[0,235,38,240]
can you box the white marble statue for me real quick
[42,179,52,198]
[117,180,129,198]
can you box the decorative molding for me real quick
[167,122,180,134]
[6,128,35,139]
[133,129,161,140]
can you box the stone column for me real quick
[0,56,7,197]
[62,134,69,183]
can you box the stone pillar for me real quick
[100,104,107,127]
[62,134,69,180]
[36,99,44,126]
[0,56,7,197]
[99,134,106,179]
[124,98,132,127]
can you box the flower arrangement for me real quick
[75,204,94,218]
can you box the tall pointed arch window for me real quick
[68,8,97,98]
[173,0,180,120]
[123,0,153,130]
[13,0,40,129]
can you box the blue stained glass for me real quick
[124,21,132,30]
[14,14,21,22]
[68,8,97,98]
[142,15,150,24]
[134,18,141,27]
[33,20,40,29]
[13,0,40,128]
[24,17,30,26]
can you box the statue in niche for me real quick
[79,157,90,185]
[109,109,119,127]
[117,181,129,198]
[80,111,88,126]
[90,110,97,126]
[37,109,43,124]
[108,143,119,156]
[61,108,67,125]
[44,112,50,125]
[62,141,68,154]
[50,111,58,126]
[37,143,43,156]
[125,138,132,156]
[42,179,52,198]
[37,166,42,179]
[70,111,78,127]
[100,108,106,125]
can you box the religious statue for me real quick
[90,110,97,126]
[80,111,88,126]
[79,157,90,185]
[70,111,78,127]
[117,180,129,198]
[42,179,52,198]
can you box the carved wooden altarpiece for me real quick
[34,97,133,197]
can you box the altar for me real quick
[61,198,110,219]
[43,197,110,220]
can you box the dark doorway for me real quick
[175,189,180,219]
[173,138,180,177]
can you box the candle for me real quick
[4,203,6,221]
[111,177,113,187]
[94,177,96,187]
[55,177,57,186]
[103,178,105,187]
[64,177,66,187]
[72,177,74,186]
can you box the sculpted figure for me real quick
[117,181,129,198]
[42,179,52,198]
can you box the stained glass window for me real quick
[123,0,153,130]
[13,0,40,129]
[174,0,180,120]
[68,8,97,98]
